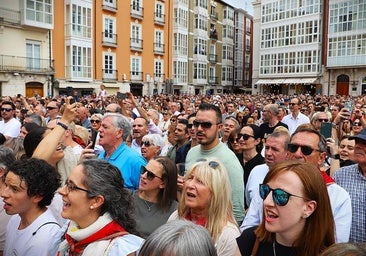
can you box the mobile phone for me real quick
[90,129,98,149]
[320,122,333,139]
[345,101,353,113]
[17,94,21,98]
[117,92,127,100]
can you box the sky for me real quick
[225,0,254,15]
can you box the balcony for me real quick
[130,71,143,81]
[102,32,117,47]
[210,29,218,40]
[130,38,143,51]
[210,12,218,21]
[209,76,219,85]
[65,66,92,81]
[102,2,117,12]
[130,5,144,19]
[154,73,165,83]
[209,54,218,63]
[102,69,118,82]
[0,55,54,73]
[154,13,165,25]
[154,43,165,55]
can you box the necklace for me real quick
[142,199,153,212]
[272,240,277,256]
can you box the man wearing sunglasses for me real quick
[334,128,366,242]
[185,103,245,225]
[281,98,310,135]
[45,100,60,124]
[241,126,352,242]
[0,101,21,139]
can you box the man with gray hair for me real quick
[92,113,146,190]
[259,103,288,139]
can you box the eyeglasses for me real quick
[193,120,219,129]
[229,137,239,143]
[90,119,101,124]
[46,106,57,110]
[170,119,177,122]
[289,103,298,106]
[196,158,220,169]
[0,108,12,112]
[141,166,162,180]
[316,118,329,122]
[187,123,194,129]
[353,122,362,127]
[259,184,309,206]
[141,141,154,147]
[237,133,254,140]
[64,180,90,194]
[287,143,321,156]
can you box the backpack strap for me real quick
[32,221,61,236]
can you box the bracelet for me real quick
[57,121,68,130]
[331,154,340,160]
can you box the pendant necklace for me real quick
[143,199,153,212]
[272,240,277,256]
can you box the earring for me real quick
[303,214,309,219]
[90,205,94,210]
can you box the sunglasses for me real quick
[229,137,239,143]
[317,118,329,122]
[141,141,154,147]
[187,123,194,129]
[170,119,177,122]
[141,166,162,181]
[287,143,321,156]
[90,119,101,124]
[0,108,12,112]
[193,120,219,129]
[196,158,220,169]
[237,133,254,140]
[259,184,309,206]
[46,106,57,110]
[353,122,362,127]
[289,103,298,106]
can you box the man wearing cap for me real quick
[334,128,366,243]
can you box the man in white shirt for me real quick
[0,101,21,139]
[282,97,310,134]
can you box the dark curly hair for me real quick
[6,158,61,208]
[80,159,138,234]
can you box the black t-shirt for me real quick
[259,122,289,139]
[236,226,298,256]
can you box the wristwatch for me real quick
[331,154,340,160]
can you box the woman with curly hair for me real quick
[56,159,144,255]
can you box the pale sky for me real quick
[225,0,254,15]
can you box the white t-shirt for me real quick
[4,208,61,256]
[0,118,21,138]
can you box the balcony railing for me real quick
[210,12,218,20]
[65,66,92,80]
[209,76,219,84]
[102,69,118,81]
[130,5,143,19]
[209,54,218,63]
[154,73,165,82]
[130,38,143,51]
[102,32,117,46]
[0,55,53,73]
[154,43,164,54]
[154,13,165,25]
[0,7,21,25]
[130,71,143,81]
[102,2,117,12]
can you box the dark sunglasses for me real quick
[287,143,321,156]
[289,103,298,106]
[353,122,362,127]
[90,119,101,124]
[141,141,154,147]
[46,106,57,110]
[229,137,239,143]
[170,119,177,122]
[317,118,329,122]
[0,108,12,112]
[196,158,220,169]
[141,166,162,181]
[259,184,309,206]
[187,123,194,129]
[237,133,254,140]
[193,120,219,129]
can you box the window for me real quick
[194,38,207,55]
[156,3,163,19]
[131,57,142,79]
[69,45,92,79]
[71,4,92,38]
[26,41,41,70]
[193,62,207,80]
[103,53,116,80]
[173,61,188,83]
[26,0,53,24]
[174,8,188,28]
[154,60,163,78]
[131,24,142,48]
[104,17,114,39]
[174,33,188,55]
[194,14,207,31]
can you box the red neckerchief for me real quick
[72,135,86,148]
[320,170,335,185]
[65,221,126,255]
[185,213,207,227]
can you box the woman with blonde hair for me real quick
[168,158,240,256]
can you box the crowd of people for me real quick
[0,90,365,255]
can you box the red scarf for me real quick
[65,221,126,255]
[185,213,207,227]
[320,170,335,185]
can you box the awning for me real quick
[301,77,317,84]
[255,78,317,85]
[255,79,271,84]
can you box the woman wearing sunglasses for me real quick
[236,161,335,256]
[238,124,264,194]
[133,156,178,238]
[169,158,240,256]
[57,159,144,255]
[140,134,165,161]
